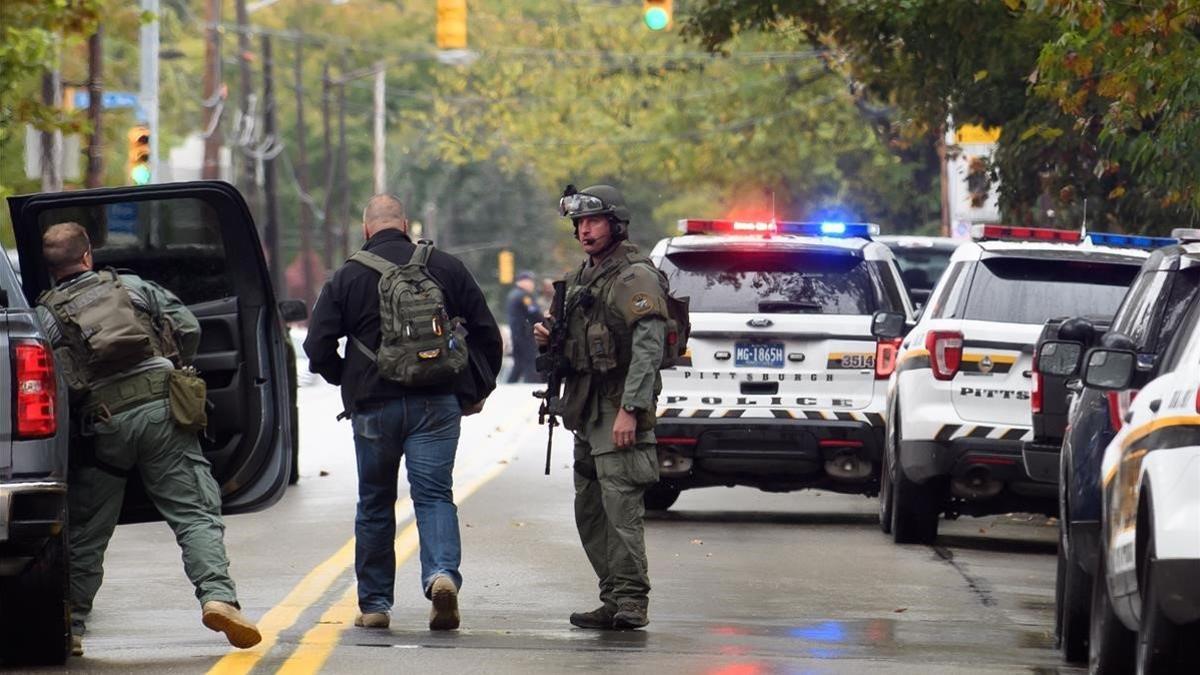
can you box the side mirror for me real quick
[1036,340,1084,377]
[1082,348,1137,390]
[871,310,907,339]
[278,299,308,323]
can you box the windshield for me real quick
[961,257,1139,324]
[888,247,953,292]
[660,249,878,314]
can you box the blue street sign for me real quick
[106,202,139,238]
[72,91,141,110]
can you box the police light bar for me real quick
[970,224,1083,243]
[1171,228,1200,243]
[1087,232,1178,249]
[678,219,879,238]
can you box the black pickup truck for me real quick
[1023,317,1111,485]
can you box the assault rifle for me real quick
[533,280,568,475]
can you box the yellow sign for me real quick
[956,125,1001,144]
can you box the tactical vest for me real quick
[38,271,167,393]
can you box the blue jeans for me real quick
[352,394,462,614]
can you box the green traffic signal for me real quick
[643,7,669,31]
[130,164,151,185]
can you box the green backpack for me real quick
[348,243,469,387]
[38,270,159,392]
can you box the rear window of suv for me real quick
[959,257,1139,324]
[660,249,879,314]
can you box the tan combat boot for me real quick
[202,600,263,648]
[355,612,390,628]
[428,576,460,630]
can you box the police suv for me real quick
[644,219,915,510]
[876,225,1153,544]
[1071,231,1200,673]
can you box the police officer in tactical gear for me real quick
[505,270,543,383]
[534,185,667,630]
[35,222,261,656]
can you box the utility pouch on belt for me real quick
[168,368,208,433]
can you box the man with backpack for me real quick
[35,222,261,656]
[533,185,673,630]
[304,195,502,631]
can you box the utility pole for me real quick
[236,0,257,213]
[336,72,349,260]
[294,41,314,312]
[373,63,386,194]
[201,0,222,179]
[40,67,63,192]
[85,28,104,188]
[261,34,282,296]
[139,0,160,182]
[320,63,335,270]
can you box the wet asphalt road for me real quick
[17,382,1083,674]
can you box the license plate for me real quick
[735,341,785,368]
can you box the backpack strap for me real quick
[348,250,396,276]
[408,242,434,268]
[350,336,378,363]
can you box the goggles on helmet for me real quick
[559,192,608,219]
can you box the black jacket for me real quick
[304,229,503,415]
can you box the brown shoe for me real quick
[354,612,390,628]
[428,576,460,631]
[202,600,262,649]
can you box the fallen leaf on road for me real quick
[498,459,509,464]
[512,521,526,528]
[979,528,988,534]
[690,539,703,545]
[894,608,907,613]
[705,553,712,558]
[319,470,330,477]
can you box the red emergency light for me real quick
[970,224,1083,243]
[678,219,879,238]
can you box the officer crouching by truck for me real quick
[34,222,260,656]
[534,184,687,631]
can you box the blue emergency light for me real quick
[1087,232,1178,249]
[678,219,879,239]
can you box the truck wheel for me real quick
[1089,552,1134,674]
[890,430,942,544]
[878,409,897,534]
[643,483,681,511]
[0,532,70,665]
[1059,523,1091,663]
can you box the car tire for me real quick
[0,531,70,666]
[1089,551,1135,674]
[1137,532,1200,674]
[1059,523,1092,663]
[890,426,942,544]
[878,408,897,534]
[643,483,681,511]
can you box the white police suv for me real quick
[1081,231,1200,674]
[876,225,1155,544]
[644,219,915,510]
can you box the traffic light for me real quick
[436,0,467,49]
[126,125,151,185]
[498,249,514,284]
[642,0,672,31]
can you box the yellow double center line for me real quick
[207,460,510,675]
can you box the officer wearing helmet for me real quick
[534,184,667,630]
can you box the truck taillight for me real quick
[13,340,57,439]
[875,338,901,379]
[1031,349,1043,414]
[925,330,963,381]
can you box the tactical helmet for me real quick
[559,184,631,240]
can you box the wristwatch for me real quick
[622,404,639,414]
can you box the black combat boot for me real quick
[569,604,617,629]
[612,599,648,630]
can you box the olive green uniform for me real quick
[559,241,667,614]
[36,272,237,636]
